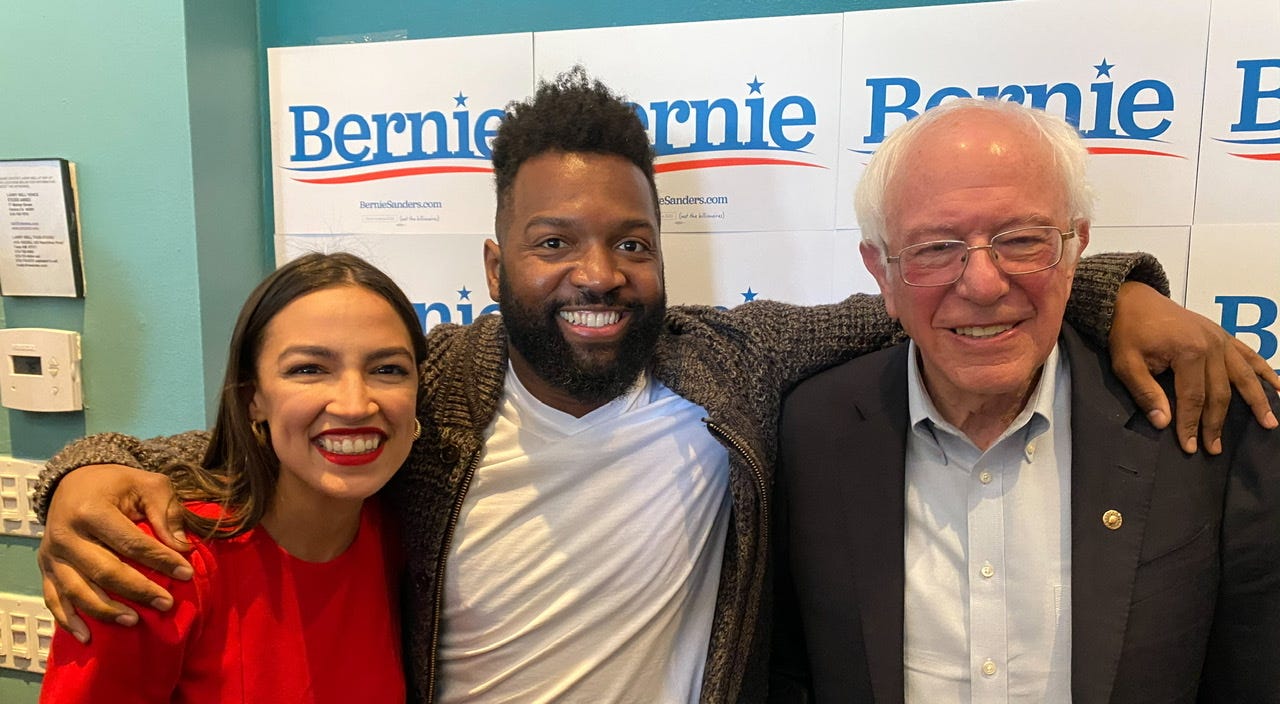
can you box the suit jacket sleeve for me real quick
[1197,379,1280,702]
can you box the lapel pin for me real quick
[1102,509,1123,530]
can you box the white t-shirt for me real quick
[436,367,732,703]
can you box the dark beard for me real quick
[499,276,665,406]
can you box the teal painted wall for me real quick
[0,2,262,701]
[2,2,266,455]
[4,3,195,458]
[1,1,984,700]
[186,0,271,420]
[260,0,993,45]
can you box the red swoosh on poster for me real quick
[655,157,826,173]
[292,165,494,184]
[1086,147,1185,159]
[1229,152,1280,161]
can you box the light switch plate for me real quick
[0,593,53,674]
[0,457,43,538]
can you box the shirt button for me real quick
[979,470,993,484]
[980,562,995,578]
[1024,442,1036,461]
[982,659,998,677]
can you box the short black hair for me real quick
[491,66,659,235]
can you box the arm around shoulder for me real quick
[689,292,905,393]
[1066,251,1169,347]
[33,430,211,523]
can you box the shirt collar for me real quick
[503,361,651,424]
[907,340,1061,456]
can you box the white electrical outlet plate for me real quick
[0,457,44,538]
[0,593,53,674]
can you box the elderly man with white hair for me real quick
[770,99,1280,704]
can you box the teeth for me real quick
[318,434,382,455]
[955,324,1013,338]
[559,310,621,328]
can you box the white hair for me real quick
[854,98,1095,261]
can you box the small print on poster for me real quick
[0,158,85,297]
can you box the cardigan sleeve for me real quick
[1064,251,1169,346]
[698,250,1167,393]
[32,430,211,523]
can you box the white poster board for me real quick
[265,2,1279,361]
[836,0,1211,230]
[536,15,844,234]
[1194,0,1280,224]
[268,34,533,237]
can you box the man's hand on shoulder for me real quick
[37,464,193,643]
[1109,281,1279,455]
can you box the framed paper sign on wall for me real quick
[0,158,85,298]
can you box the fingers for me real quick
[1169,350,1208,454]
[1228,338,1280,428]
[37,463,190,631]
[46,528,173,611]
[38,536,144,633]
[1111,347,1172,429]
[49,556,139,625]
[1106,279,1277,450]
[41,566,90,644]
[1197,345,1232,455]
[1167,322,1280,453]
[77,505,192,581]
[137,476,191,554]
[1234,337,1280,387]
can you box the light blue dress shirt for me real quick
[903,342,1073,703]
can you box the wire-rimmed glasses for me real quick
[886,226,1076,287]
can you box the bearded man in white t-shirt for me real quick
[31,68,1280,704]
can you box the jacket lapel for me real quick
[841,346,911,703]
[1062,327,1159,704]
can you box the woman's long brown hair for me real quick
[169,252,427,539]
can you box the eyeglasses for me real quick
[886,226,1076,287]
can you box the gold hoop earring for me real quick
[412,418,422,441]
[251,420,268,447]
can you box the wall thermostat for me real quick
[0,328,82,412]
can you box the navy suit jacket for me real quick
[770,325,1280,703]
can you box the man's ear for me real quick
[1064,220,1090,277]
[483,239,502,302]
[860,240,898,318]
[1075,220,1090,256]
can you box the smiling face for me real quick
[861,108,1089,416]
[249,284,418,513]
[485,150,665,416]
